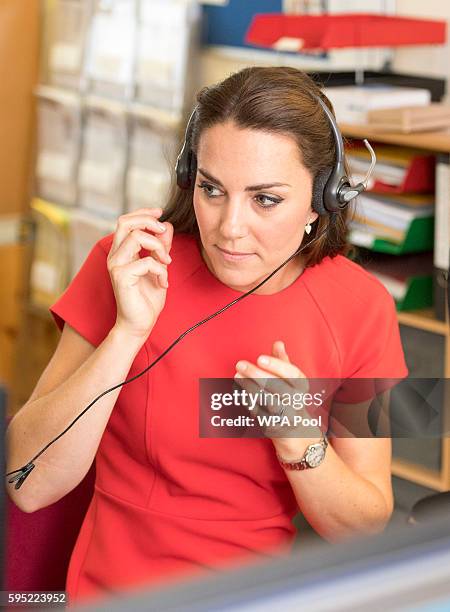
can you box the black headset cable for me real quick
[6,227,329,490]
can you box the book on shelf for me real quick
[349,192,435,253]
[349,217,434,255]
[347,144,435,193]
[371,193,435,208]
[351,218,405,244]
[354,192,433,228]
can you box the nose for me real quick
[218,198,249,241]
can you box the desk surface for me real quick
[340,123,450,153]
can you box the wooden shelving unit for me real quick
[341,123,450,490]
[397,309,448,337]
[391,459,446,492]
[341,123,450,154]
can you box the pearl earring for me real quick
[305,218,312,235]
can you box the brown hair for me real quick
[160,66,354,267]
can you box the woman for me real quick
[6,66,408,605]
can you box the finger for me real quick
[233,373,262,404]
[235,361,290,401]
[233,375,276,425]
[111,210,165,256]
[112,230,171,267]
[111,216,166,258]
[234,372,285,411]
[114,256,169,289]
[235,360,277,382]
[257,354,308,394]
[273,340,291,363]
[157,221,174,256]
[135,257,169,289]
[253,355,305,381]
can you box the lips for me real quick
[217,246,253,256]
[216,245,254,263]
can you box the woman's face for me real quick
[193,120,318,295]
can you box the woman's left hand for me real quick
[234,340,324,449]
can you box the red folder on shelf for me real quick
[245,14,447,51]
[373,156,436,194]
[348,144,435,194]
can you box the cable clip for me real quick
[7,462,36,490]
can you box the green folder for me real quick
[349,216,434,255]
[347,247,434,312]
[393,275,433,311]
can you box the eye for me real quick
[197,181,283,210]
[197,181,222,198]
[255,194,283,210]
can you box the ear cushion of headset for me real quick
[178,153,195,190]
[312,167,332,216]
[176,153,189,189]
[189,153,197,185]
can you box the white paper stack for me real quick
[35,86,82,206]
[78,96,128,217]
[69,208,116,278]
[85,0,137,99]
[126,104,182,212]
[135,0,200,111]
[324,85,431,125]
[42,0,92,90]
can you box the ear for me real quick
[308,209,319,224]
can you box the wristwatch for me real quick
[276,434,328,471]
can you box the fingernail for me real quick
[157,222,166,231]
[234,373,243,379]
[236,361,247,371]
[258,355,269,365]
[166,254,172,263]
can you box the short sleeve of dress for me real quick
[333,286,409,404]
[49,238,116,347]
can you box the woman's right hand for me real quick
[107,208,174,340]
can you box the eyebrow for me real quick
[198,168,291,191]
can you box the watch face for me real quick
[306,443,325,468]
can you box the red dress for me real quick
[49,232,408,606]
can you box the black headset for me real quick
[176,93,376,215]
[6,92,377,491]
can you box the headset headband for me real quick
[175,93,376,214]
